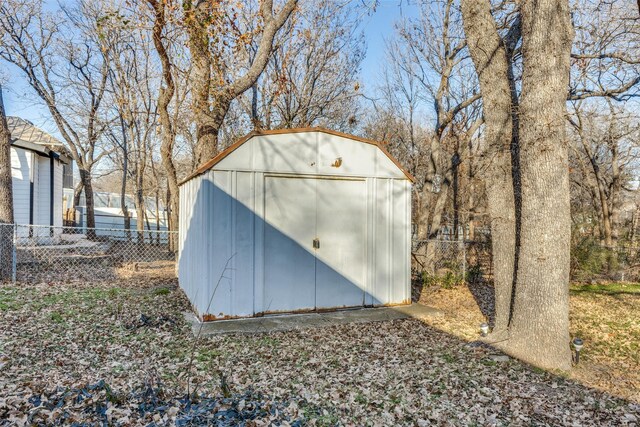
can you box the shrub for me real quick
[466,264,483,284]
[421,268,465,289]
[571,236,613,281]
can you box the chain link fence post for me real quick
[11,223,16,283]
[0,223,14,282]
[461,238,466,280]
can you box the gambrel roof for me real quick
[181,127,415,185]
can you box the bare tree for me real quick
[147,0,179,249]
[0,84,14,280]
[461,0,518,338]
[243,0,365,130]
[105,109,132,233]
[0,84,13,225]
[569,102,640,250]
[566,0,640,251]
[183,0,299,166]
[0,0,111,236]
[105,17,157,236]
[461,0,574,370]
[570,0,640,101]
[372,0,481,272]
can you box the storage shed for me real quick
[178,128,413,321]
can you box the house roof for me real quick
[181,127,416,185]
[7,117,71,164]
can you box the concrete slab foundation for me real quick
[184,303,443,336]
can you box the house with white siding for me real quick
[8,117,72,236]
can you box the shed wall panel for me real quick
[231,171,255,316]
[317,133,405,179]
[214,133,405,180]
[216,133,318,175]
[315,178,367,308]
[316,133,377,177]
[179,176,209,315]
[364,177,375,306]
[252,172,265,314]
[10,147,32,225]
[53,160,63,228]
[207,170,233,319]
[36,157,50,226]
[391,179,411,304]
[371,178,392,305]
[262,176,317,313]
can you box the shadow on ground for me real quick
[466,280,496,326]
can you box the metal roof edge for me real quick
[179,127,416,186]
[11,138,51,156]
[12,138,71,164]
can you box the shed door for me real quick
[315,178,366,309]
[263,176,367,314]
[264,176,317,313]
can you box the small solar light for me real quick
[572,337,584,364]
[480,323,490,337]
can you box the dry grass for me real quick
[418,281,640,403]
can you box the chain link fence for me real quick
[413,236,640,286]
[0,224,177,283]
[571,238,640,282]
[412,238,492,288]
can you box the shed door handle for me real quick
[313,238,320,249]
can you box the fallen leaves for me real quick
[419,280,640,403]
[0,273,638,426]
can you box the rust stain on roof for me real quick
[179,127,416,185]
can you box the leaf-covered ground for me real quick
[420,281,640,404]
[0,267,639,426]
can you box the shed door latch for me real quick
[313,238,320,249]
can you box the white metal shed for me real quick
[178,128,413,321]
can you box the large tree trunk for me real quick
[507,0,574,371]
[461,0,517,334]
[184,2,228,167]
[79,168,97,239]
[0,86,13,225]
[0,85,14,281]
[134,166,146,243]
[194,127,220,168]
[148,0,180,252]
[193,100,229,166]
[120,148,131,240]
[462,0,573,371]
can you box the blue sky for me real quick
[359,1,419,90]
[2,1,419,133]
